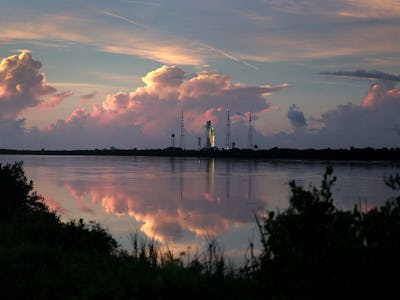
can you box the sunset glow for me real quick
[1,1,399,149]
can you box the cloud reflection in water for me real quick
[58,158,267,243]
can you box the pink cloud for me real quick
[0,53,290,149]
[102,92,130,111]
[39,91,73,108]
[0,51,67,120]
[44,197,71,216]
[362,81,400,108]
[66,108,90,124]
[36,65,288,149]
[142,65,185,92]
[3,53,399,150]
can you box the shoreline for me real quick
[1,147,400,160]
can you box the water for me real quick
[1,155,399,265]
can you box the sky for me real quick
[1,0,400,150]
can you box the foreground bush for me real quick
[257,166,400,299]
[0,161,47,218]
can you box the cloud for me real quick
[206,0,400,63]
[40,74,399,150]
[78,91,97,104]
[33,65,289,149]
[267,80,400,148]
[3,51,399,150]
[1,1,400,67]
[0,118,27,148]
[320,69,400,82]
[256,0,400,19]
[0,51,61,119]
[39,91,73,108]
[0,13,207,65]
[361,81,397,108]
[362,82,400,109]
[44,197,71,216]
[287,104,307,128]
[337,0,400,19]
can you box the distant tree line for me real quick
[1,146,400,160]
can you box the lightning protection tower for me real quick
[247,112,254,149]
[225,109,231,150]
[180,111,185,149]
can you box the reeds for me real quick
[125,230,235,276]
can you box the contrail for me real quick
[121,0,161,6]
[201,43,259,70]
[101,10,149,30]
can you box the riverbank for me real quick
[1,147,400,160]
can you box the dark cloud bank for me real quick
[320,69,400,82]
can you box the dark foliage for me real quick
[258,166,400,299]
[0,161,47,218]
[1,146,400,160]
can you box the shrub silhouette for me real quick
[257,166,400,299]
[0,161,47,219]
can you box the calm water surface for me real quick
[1,155,399,264]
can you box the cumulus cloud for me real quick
[261,70,400,149]
[4,52,399,150]
[287,104,307,128]
[361,81,398,107]
[33,65,289,149]
[0,51,66,120]
[0,118,27,148]
[267,80,400,148]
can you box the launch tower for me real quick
[180,111,185,149]
[247,112,254,149]
[225,110,231,150]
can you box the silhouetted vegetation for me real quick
[1,161,400,299]
[256,166,400,299]
[1,146,400,160]
[0,161,47,219]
